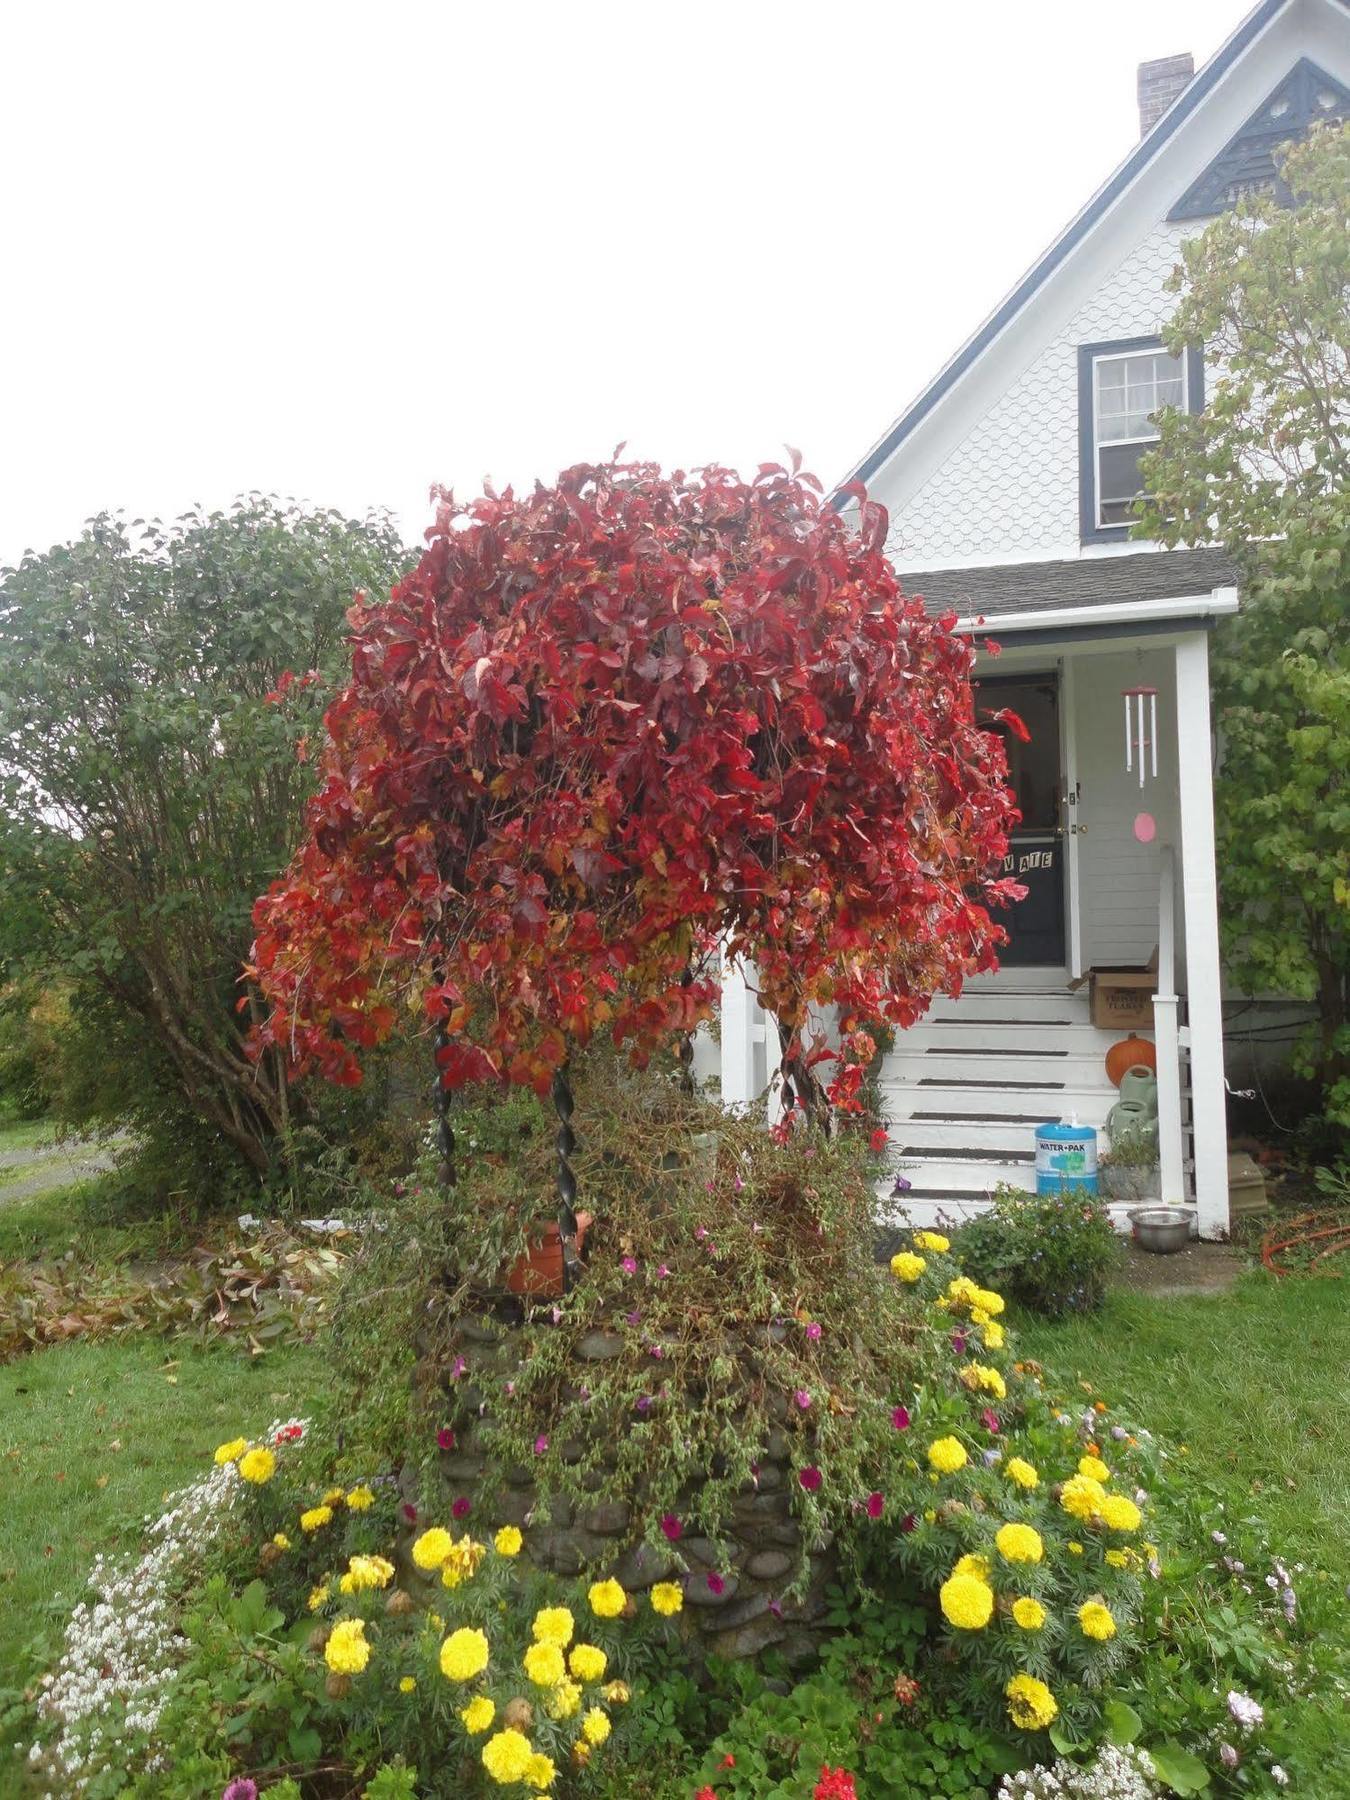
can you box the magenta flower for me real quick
[706,1572,726,1595]
[402,1502,418,1523]
[450,1355,467,1379]
[625,1309,641,1326]
[899,1511,917,1534]
[798,1466,822,1492]
[951,1334,967,1356]
[534,1435,549,1455]
[657,1263,671,1279]
[981,1409,1000,1434]
[768,1597,784,1619]
[695,1227,708,1240]
[452,1496,471,1519]
[621,1256,638,1274]
[733,1174,745,1191]
[636,1394,653,1413]
[866,1492,885,1519]
[805,1322,822,1341]
[222,1782,259,1800]
[794,1389,812,1411]
[891,1405,911,1431]
[660,1514,682,1542]
[436,1427,455,1451]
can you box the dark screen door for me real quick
[980,674,1066,969]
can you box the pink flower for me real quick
[798,1466,822,1492]
[707,1572,726,1595]
[436,1427,455,1451]
[981,1409,1000,1434]
[451,1496,470,1519]
[733,1174,745,1191]
[695,1227,708,1241]
[534,1435,549,1455]
[222,1782,259,1800]
[951,1334,967,1356]
[450,1356,467,1380]
[865,1492,885,1519]
[899,1511,917,1533]
[402,1502,418,1523]
[805,1322,822,1341]
[768,1597,784,1618]
[636,1395,652,1413]
[660,1514,682,1541]
[890,1405,911,1431]
[621,1256,638,1274]
[657,1263,671,1279]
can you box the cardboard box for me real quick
[1087,954,1158,1031]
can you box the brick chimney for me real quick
[1137,54,1195,137]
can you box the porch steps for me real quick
[878,976,1123,1228]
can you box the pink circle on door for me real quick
[1134,812,1157,843]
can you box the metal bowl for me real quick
[1128,1206,1192,1254]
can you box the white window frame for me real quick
[1089,345,1190,532]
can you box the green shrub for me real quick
[950,1185,1120,1318]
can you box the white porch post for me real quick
[1174,630,1230,1237]
[719,953,758,1108]
[1152,846,1186,1206]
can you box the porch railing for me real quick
[1152,845,1187,1205]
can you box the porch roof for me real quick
[901,547,1238,627]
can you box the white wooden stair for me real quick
[877,976,1121,1228]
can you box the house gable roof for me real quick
[901,548,1237,626]
[836,0,1349,504]
[1169,55,1350,216]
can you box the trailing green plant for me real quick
[950,1186,1121,1318]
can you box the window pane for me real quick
[1098,441,1146,524]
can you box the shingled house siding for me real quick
[883,220,1193,568]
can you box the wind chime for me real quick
[1123,684,1160,845]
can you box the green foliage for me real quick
[0,497,409,1187]
[1137,122,1350,1124]
[950,1186,1120,1318]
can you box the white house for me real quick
[718,0,1350,1240]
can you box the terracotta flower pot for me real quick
[504,1211,592,1298]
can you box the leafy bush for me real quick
[950,1186,1120,1318]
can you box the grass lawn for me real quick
[0,1337,326,1693]
[1014,1271,1350,1577]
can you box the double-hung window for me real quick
[1078,337,1202,540]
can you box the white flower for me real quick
[1227,1690,1264,1730]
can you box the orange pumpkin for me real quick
[1105,1033,1157,1087]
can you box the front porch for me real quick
[718,611,1236,1239]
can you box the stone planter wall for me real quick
[420,1309,838,1668]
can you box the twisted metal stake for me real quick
[552,1064,583,1290]
[433,1015,456,1190]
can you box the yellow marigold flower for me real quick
[524,1641,566,1688]
[1068,1541,1084,1555]
[890,1251,926,1283]
[399,1675,417,1693]
[1005,1457,1039,1491]
[569,1643,607,1683]
[525,1751,557,1790]
[480,1727,533,1784]
[996,1522,1044,1565]
[982,1320,1006,1350]
[927,1436,968,1474]
[914,1230,950,1253]
[214,1437,247,1466]
[581,1707,611,1746]
[1006,1672,1058,1730]
[1142,1542,1159,1560]
[272,1533,291,1550]
[239,1447,276,1486]
[1078,1455,1111,1482]
[1059,1474,1107,1522]
[439,1626,490,1682]
[603,1681,630,1705]
[650,1582,683,1617]
[307,1581,330,1612]
[300,1505,334,1533]
[461,1694,496,1733]
[970,1305,991,1326]
[974,1288,1006,1317]
[588,1578,626,1619]
[960,1363,1007,1401]
[1100,1494,1142,1533]
[923,1508,937,1524]
[442,1536,487,1587]
[324,1617,370,1676]
[346,1485,375,1511]
[322,1486,346,1506]
[952,1552,990,1581]
[1078,1600,1117,1641]
[495,1525,524,1557]
[545,1678,582,1720]
[1012,1597,1046,1631]
[1106,1549,1129,1569]
[532,1606,575,1646]
[939,1572,995,1630]
[412,1527,454,1570]
[341,1554,395,1594]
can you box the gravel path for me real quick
[0,1137,125,1201]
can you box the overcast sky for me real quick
[0,0,1244,569]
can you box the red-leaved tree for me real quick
[249,457,1021,1123]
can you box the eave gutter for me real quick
[952,586,1241,635]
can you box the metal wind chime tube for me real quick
[552,1065,583,1291]
[1123,686,1159,789]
